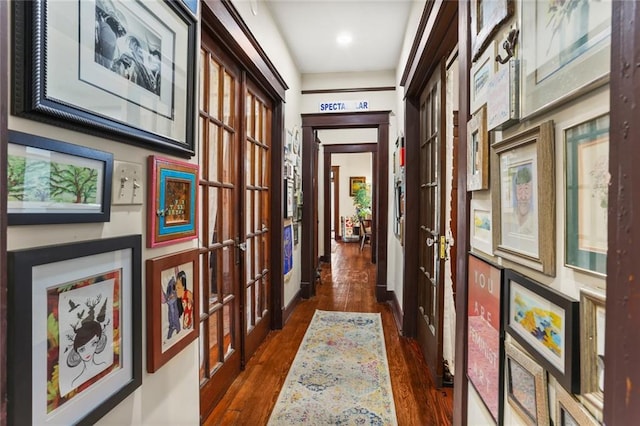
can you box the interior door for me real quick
[416,62,446,387]
[198,31,273,418]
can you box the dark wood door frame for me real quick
[331,166,340,240]
[1,0,8,422]
[323,143,378,263]
[301,112,390,301]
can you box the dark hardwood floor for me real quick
[203,240,454,425]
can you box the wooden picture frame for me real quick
[467,106,489,191]
[284,178,294,218]
[7,130,113,225]
[470,197,493,256]
[470,0,514,61]
[147,155,198,248]
[12,0,197,156]
[470,42,497,114]
[565,114,609,276]
[7,235,142,425]
[505,268,580,393]
[466,253,504,424]
[146,248,199,373]
[579,288,606,423]
[556,381,600,426]
[349,176,366,197]
[491,121,555,276]
[505,341,550,426]
[519,0,611,118]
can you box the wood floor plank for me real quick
[203,242,453,425]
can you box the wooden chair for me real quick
[360,218,372,251]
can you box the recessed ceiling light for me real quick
[336,32,353,46]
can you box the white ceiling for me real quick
[263,0,416,74]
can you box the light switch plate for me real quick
[112,160,144,205]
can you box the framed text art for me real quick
[146,249,199,373]
[505,341,550,426]
[491,121,555,276]
[579,288,606,423]
[470,0,514,61]
[148,156,198,248]
[520,0,611,118]
[466,253,504,424]
[467,106,489,191]
[7,131,113,225]
[13,0,197,156]
[505,268,580,393]
[565,114,609,276]
[6,235,142,425]
[350,176,366,197]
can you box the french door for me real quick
[198,31,272,419]
[416,62,446,387]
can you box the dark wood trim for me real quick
[282,289,302,325]
[201,0,288,100]
[400,0,434,86]
[302,86,396,95]
[332,166,340,239]
[0,0,8,422]
[323,143,378,153]
[402,96,420,338]
[302,111,390,302]
[388,292,404,336]
[605,1,640,423]
[401,0,458,98]
[323,150,332,261]
[270,103,284,330]
[453,1,470,425]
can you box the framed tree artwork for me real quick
[7,131,113,225]
[6,235,142,425]
[146,249,199,373]
[491,121,555,276]
[148,155,199,248]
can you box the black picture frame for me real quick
[12,0,197,157]
[504,268,580,393]
[7,131,113,225]
[7,235,142,425]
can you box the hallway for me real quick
[203,241,453,425]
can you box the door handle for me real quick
[238,242,247,251]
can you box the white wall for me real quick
[331,152,373,228]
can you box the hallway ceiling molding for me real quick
[264,0,415,74]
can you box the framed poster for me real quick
[349,176,366,197]
[505,268,580,393]
[467,106,489,191]
[146,249,199,373]
[283,222,293,276]
[7,235,142,425]
[579,288,606,423]
[147,156,198,248]
[13,0,197,156]
[491,121,555,275]
[470,0,514,61]
[466,253,504,424]
[520,0,611,118]
[505,341,549,426]
[565,114,609,276]
[7,130,113,225]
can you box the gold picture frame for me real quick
[349,176,366,197]
[505,341,549,426]
[556,381,599,426]
[491,121,556,276]
[467,106,489,191]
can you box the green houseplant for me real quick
[353,185,372,220]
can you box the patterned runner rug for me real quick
[268,310,398,425]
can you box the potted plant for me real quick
[353,185,372,221]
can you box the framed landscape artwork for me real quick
[7,235,142,425]
[470,198,493,256]
[466,253,504,424]
[7,131,113,225]
[505,341,549,426]
[491,121,555,276]
[565,114,609,276]
[505,268,580,393]
[13,0,197,156]
[146,249,199,373]
[520,0,611,118]
[148,156,199,248]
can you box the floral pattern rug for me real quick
[268,310,397,425]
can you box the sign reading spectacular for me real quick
[319,100,370,112]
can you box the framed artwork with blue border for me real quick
[148,155,198,248]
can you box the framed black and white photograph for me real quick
[7,131,113,225]
[13,0,197,156]
[491,121,555,276]
[7,235,142,425]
